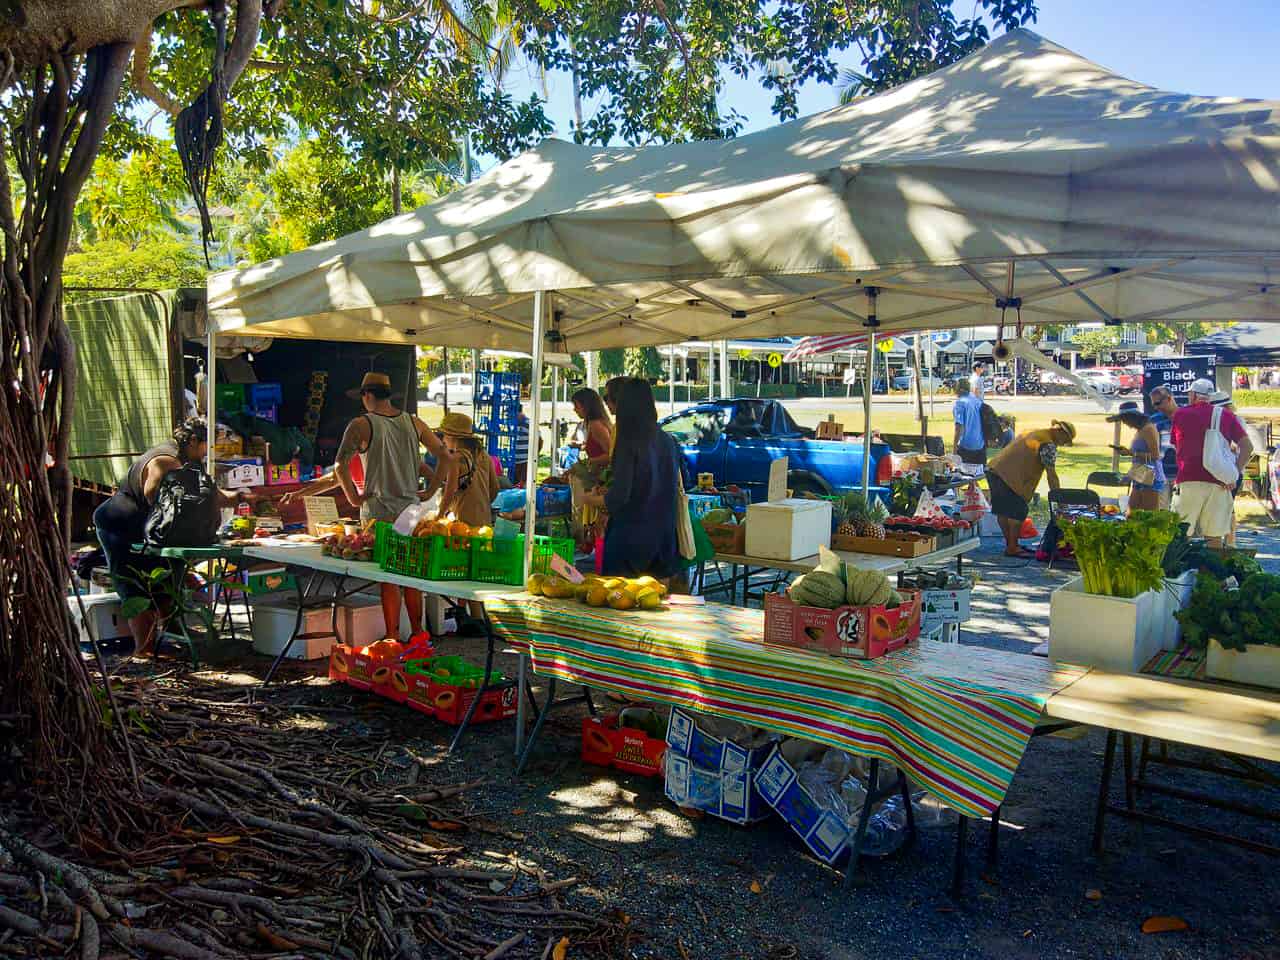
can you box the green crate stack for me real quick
[216,383,244,414]
[425,535,473,580]
[375,523,473,580]
[470,534,575,585]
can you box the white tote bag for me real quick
[1203,405,1240,486]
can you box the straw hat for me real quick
[439,411,483,439]
[1050,419,1076,444]
[346,371,392,399]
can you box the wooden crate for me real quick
[830,533,936,557]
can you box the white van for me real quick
[425,373,474,404]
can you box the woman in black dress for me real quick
[586,378,682,579]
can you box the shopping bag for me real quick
[1203,406,1240,486]
[913,488,948,521]
[958,483,990,522]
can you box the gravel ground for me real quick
[206,528,1280,959]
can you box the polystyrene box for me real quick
[744,498,832,561]
[1049,577,1163,673]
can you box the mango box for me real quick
[581,715,666,778]
[762,590,921,660]
[371,663,410,703]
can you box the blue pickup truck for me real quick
[658,399,893,503]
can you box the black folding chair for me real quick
[1086,471,1130,497]
[1044,489,1101,568]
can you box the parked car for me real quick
[425,372,474,404]
[891,370,945,391]
[659,398,894,503]
[1097,365,1142,393]
[1077,369,1120,394]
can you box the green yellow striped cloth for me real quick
[487,596,1089,817]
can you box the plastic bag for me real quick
[959,482,990,522]
[393,499,436,536]
[913,488,948,521]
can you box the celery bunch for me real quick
[1060,510,1182,598]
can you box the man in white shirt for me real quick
[971,361,987,400]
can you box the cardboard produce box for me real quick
[763,590,921,660]
[662,707,773,824]
[744,498,832,561]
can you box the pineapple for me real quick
[832,497,856,538]
[840,492,885,539]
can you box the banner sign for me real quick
[1142,355,1216,411]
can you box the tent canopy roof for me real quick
[209,29,1280,353]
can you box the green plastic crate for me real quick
[215,383,244,413]
[404,655,505,686]
[376,523,472,581]
[470,534,575,586]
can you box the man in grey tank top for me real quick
[335,372,456,641]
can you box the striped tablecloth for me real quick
[487,597,1089,817]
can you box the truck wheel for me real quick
[788,476,828,498]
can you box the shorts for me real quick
[1174,481,1234,539]
[957,445,987,466]
[987,471,1028,522]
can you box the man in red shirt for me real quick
[1172,378,1252,545]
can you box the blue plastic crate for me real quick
[247,383,282,408]
[476,371,521,403]
[536,483,572,516]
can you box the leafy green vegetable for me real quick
[1176,572,1280,651]
[1060,510,1181,598]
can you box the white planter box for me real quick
[1049,577,1163,673]
[1159,571,1197,650]
[744,498,831,561]
[1206,640,1280,690]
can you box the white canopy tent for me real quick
[207,27,1280,569]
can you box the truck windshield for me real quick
[662,409,724,446]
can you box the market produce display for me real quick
[1059,510,1181,598]
[1176,570,1280,652]
[321,529,376,561]
[832,491,888,539]
[788,546,903,609]
[525,572,668,611]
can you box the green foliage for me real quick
[623,346,664,380]
[598,348,627,377]
[516,0,1037,144]
[1232,390,1280,409]
[1069,328,1122,360]
[63,238,206,295]
[1176,571,1280,651]
[1060,510,1182,598]
[74,143,190,247]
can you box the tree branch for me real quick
[132,30,181,117]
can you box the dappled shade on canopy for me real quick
[209,29,1280,353]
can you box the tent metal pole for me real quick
[523,292,546,580]
[471,349,480,418]
[549,365,560,478]
[669,347,676,414]
[206,330,216,477]
[586,351,598,390]
[442,347,449,411]
[719,340,730,398]
[861,335,875,496]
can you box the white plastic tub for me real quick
[1049,577,1163,673]
[1206,640,1280,690]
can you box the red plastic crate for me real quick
[581,715,667,778]
[763,589,921,659]
[403,674,517,725]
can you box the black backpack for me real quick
[143,463,221,549]
[980,403,1007,449]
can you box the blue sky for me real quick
[499,0,1280,149]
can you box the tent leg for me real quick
[523,293,546,579]
[720,340,730,398]
[861,332,875,496]
[669,348,676,414]
[549,366,560,478]
[206,331,216,477]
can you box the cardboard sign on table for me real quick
[303,496,339,535]
[768,456,789,503]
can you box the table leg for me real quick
[842,758,881,889]
[1122,733,1136,811]
[449,607,497,755]
[515,677,557,776]
[515,653,529,758]
[1091,729,1118,857]
[263,570,318,686]
[950,815,969,899]
[986,804,1001,871]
